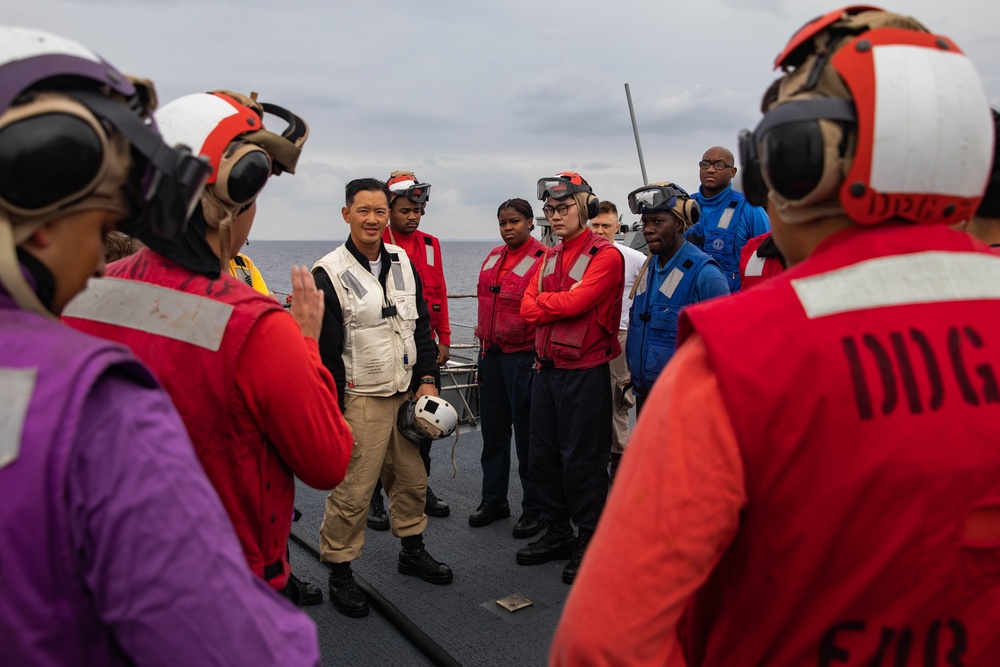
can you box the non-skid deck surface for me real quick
[292,426,572,667]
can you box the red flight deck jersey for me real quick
[476,237,547,353]
[521,229,623,370]
[384,227,451,346]
[65,248,353,590]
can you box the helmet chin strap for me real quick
[0,212,56,320]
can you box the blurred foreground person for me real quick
[470,198,547,535]
[552,6,1000,665]
[65,90,353,605]
[961,108,1000,247]
[0,27,322,665]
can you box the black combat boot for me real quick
[398,545,454,584]
[562,529,594,584]
[328,564,368,617]
[367,488,389,531]
[424,486,451,517]
[515,521,575,565]
[468,500,511,527]
[512,514,544,539]
[281,572,323,606]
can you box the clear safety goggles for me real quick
[536,176,590,201]
[390,181,431,204]
[627,183,690,215]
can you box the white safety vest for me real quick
[313,243,419,396]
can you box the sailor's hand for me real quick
[290,265,323,342]
[569,280,582,290]
[415,382,439,399]
[436,344,450,366]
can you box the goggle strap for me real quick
[68,90,210,191]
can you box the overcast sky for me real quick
[9,1,1000,240]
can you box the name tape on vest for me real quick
[63,278,234,351]
[791,252,1000,319]
[0,367,36,468]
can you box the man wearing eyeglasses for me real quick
[517,172,624,585]
[686,146,770,292]
[624,182,728,416]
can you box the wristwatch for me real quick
[419,377,437,385]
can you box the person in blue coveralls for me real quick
[685,146,770,291]
[626,182,729,413]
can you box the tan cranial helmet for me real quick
[738,5,994,227]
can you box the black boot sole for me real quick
[331,600,370,618]
[425,505,451,518]
[515,542,574,565]
[468,506,511,527]
[366,516,390,531]
[398,562,454,585]
[512,521,544,539]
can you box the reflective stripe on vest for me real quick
[424,237,436,267]
[340,270,368,298]
[63,277,234,351]
[542,255,556,278]
[0,367,35,468]
[512,253,538,277]
[659,267,686,299]
[568,252,592,282]
[717,205,736,230]
[390,257,406,290]
[745,251,767,277]
[792,251,1000,319]
[482,254,500,271]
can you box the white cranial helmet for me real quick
[397,395,459,441]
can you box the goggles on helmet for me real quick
[0,88,209,241]
[389,181,431,205]
[738,97,857,208]
[627,183,691,215]
[537,174,591,201]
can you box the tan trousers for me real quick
[609,329,635,454]
[319,392,428,563]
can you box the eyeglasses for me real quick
[699,159,734,170]
[541,201,577,217]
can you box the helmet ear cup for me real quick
[587,194,600,220]
[686,199,700,226]
[760,119,828,203]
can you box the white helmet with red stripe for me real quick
[738,6,994,227]
[154,90,308,265]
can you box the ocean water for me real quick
[246,239,498,347]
